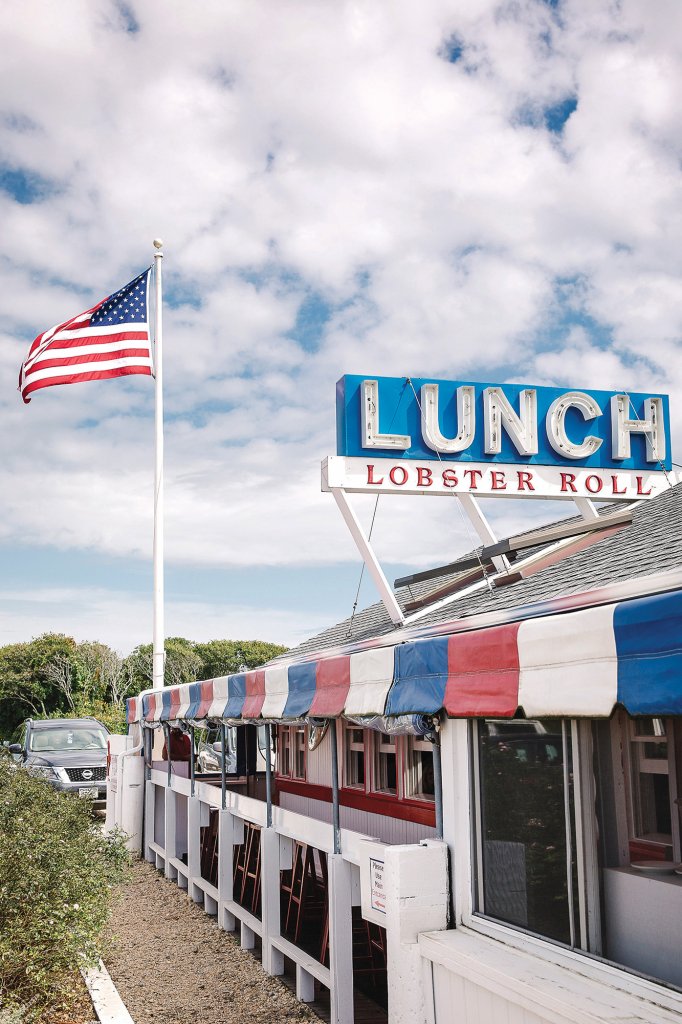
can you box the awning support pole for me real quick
[265,724,273,829]
[330,720,341,854]
[432,735,444,840]
[164,723,171,787]
[220,722,227,811]
[144,726,151,781]
[190,725,196,797]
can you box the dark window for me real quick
[476,718,578,946]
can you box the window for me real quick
[474,718,579,947]
[344,726,366,788]
[276,725,307,781]
[629,718,673,850]
[278,726,292,777]
[405,736,435,801]
[292,725,306,781]
[373,733,398,795]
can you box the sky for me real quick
[1,0,681,654]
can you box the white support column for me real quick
[144,780,155,863]
[296,964,316,1003]
[384,841,449,1024]
[164,787,177,881]
[261,828,284,976]
[241,922,256,950]
[441,719,474,926]
[218,809,238,932]
[573,496,600,521]
[187,797,203,904]
[328,854,355,1024]
[331,487,404,625]
[457,493,509,573]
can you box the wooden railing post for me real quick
[261,827,284,976]
[144,779,155,863]
[328,853,354,1024]
[187,796,203,904]
[164,786,177,880]
[218,808,240,931]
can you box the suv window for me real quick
[29,727,108,753]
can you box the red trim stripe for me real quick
[243,670,266,718]
[309,656,351,717]
[276,776,437,827]
[444,623,520,717]
[197,680,214,719]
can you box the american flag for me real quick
[19,268,154,404]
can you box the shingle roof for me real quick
[284,483,682,660]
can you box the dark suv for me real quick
[8,718,109,809]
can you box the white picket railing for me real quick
[143,770,371,1024]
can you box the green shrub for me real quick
[0,752,129,1020]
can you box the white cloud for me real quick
[0,0,681,649]
[0,584,330,653]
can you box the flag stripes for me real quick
[19,268,153,403]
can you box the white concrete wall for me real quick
[603,868,682,988]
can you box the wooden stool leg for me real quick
[240,824,255,904]
[285,842,304,933]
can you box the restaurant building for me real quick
[110,377,682,1024]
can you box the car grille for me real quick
[64,766,106,783]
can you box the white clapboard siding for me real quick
[306,726,333,786]
[421,928,682,1024]
[279,791,436,846]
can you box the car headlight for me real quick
[27,764,59,780]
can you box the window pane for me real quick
[344,727,365,788]
[406,741,435,801]
[293,727,306,780]
[478,718,572,944]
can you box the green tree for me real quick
[193,638,287,678]
[0,635,78,737]
[124,636,202,690]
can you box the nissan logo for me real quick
[82,769,93,780]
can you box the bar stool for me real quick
[236,822,261,914]
[284,842,327,945]
[200,811,219,886]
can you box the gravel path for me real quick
[104,858,320,1024]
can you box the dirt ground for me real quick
[104,858,320,1024]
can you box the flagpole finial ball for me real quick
[153,238,163,249]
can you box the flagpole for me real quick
[152,239,165,689]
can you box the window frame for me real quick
[403,735,436,803]
[471,716,593,953]
[620,713,681,859]
[343,723,366,790]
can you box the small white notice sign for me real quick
[370,857,386,914]
[359,840,389,925]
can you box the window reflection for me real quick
[478,718,573,945]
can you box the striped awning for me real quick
[128,587,682,726]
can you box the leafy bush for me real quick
[0,752,129,1020]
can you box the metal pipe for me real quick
[562,719,577,948]
[330,720,341,854]
[265,724,273,829]
[432,735,444,840]
[220,722,227,811]
[164,724,171,787]
[190,725,196,797]
[144,726,152,781]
